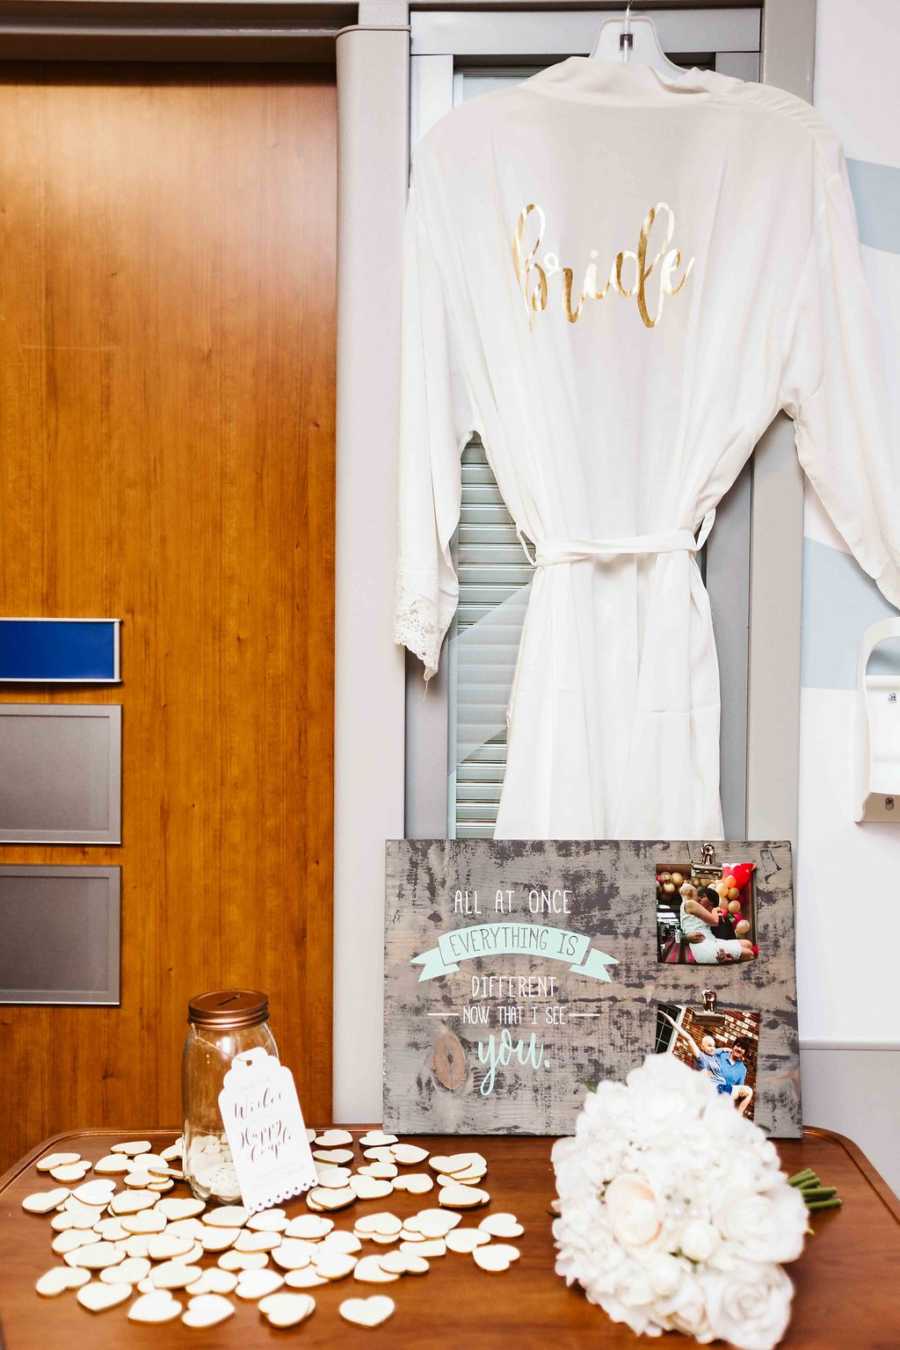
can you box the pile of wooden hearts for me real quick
[24,1132,524,1331]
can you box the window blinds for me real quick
[450,438,532,837]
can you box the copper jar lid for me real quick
[188,989,269,1030]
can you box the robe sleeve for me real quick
[780,148,900,607]
[394,182,474,679]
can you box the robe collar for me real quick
[524,56,718,105]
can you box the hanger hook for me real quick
[620,2,634,59]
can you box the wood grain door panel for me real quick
[0,64,336,1170]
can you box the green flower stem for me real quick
[800,1187,838,1201]
[806,1197,843,1212]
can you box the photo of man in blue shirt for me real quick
[658,1010,756,1117]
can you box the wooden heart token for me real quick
[121,1208,167,1233]
[101,1256,151,1285]
[52,1229,99,1255]
[313,1129,353,1148]
[352,1255,398,1284]
[35,1266,91,1297]
[354,1212,403,1237]
[379,1250,429,1275]
[186,1268,238,1296]
[111,1140,152,1156]
[22,1188,70,1214]
[234,1229,280,1253]
[438,1183,490,1209]
[390,1144,430,1167]
[284,1267,328,1289]
[312,1148,354,1165]
[284,1214,333,1240]
[234,1269,285,1300]
[271,1238,314,1271]
[150,1261,203,1290]
[128,1291,183,1323]
[363,1147,397,1163]
[36,1152,82,1173]
[182,1293,235,1328]
[339,1295,395,1328]
[357,1161,398,1180]
[392,1173,433,1195]
[357,1132,398,1148]
[199,1224,241,1252]
[64,1242,126,1270]
[429,1153,486,1176]
[49,1162,92,1183]
[322,1230,361,1254]
[110,1190,158,1215]
[307,1185,356,1211]
[77,1281,132,1312]
[135,1155,172,1175]
[316,1165,353,1189]
[156,1197,206,1221]
[473,1242,521,1273]
[124,1170,161,1189]
[400,1238,446,1259]
[258,1291,316,1328]
[404,1209,460,1237]
[165,1218,205,1241]
[203,1204,248,1228]
[349,1175,393,1201]
[246,1208,288,1233]
[479,1212,524,1239]
[93,1155,132,1176]
[147,1233,196,1261]
[311,1250,356,1280]
[218,1249,269,1272]
[445,1228,492,1253]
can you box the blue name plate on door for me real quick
[0,619,121,683]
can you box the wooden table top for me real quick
[0,1127,897,1348]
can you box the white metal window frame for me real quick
[333,0,815,1121]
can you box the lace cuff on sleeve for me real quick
[394,570,455,681]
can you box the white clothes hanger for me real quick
[589,3,687,77]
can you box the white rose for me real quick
[654,1268,714,1341]
[702,1262,794,1350]
[604,1174,663,1247]
[592,1292,662,1340]
[645,1252,684,1297]
[714,1183,807,1264]
[680,1218,720,1262]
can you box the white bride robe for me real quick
[394,58,900,840]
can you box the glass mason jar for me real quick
[182,989,279,1204]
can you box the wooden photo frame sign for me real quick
[384,840,800,1137]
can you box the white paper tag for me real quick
[218,1048,318,1213]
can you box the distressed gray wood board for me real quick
[384,840,800,1137]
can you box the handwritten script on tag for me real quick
[218,1048,317,1213]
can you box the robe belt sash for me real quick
[518,510,716,567]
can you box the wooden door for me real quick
[0,64,336,1171]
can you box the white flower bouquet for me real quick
[551,1054,808,1350]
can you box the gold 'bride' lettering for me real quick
[512,201,694,330]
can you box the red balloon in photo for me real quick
[729,863,755,889]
